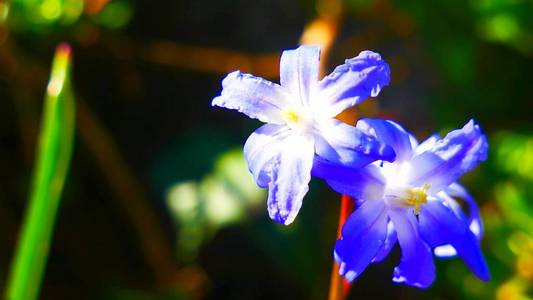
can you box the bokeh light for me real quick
[0,0,531,298]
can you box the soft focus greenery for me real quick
[166,149,265,262]
[0,0,531,299]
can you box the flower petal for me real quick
[388,208,436,288]
[446,183,484,239]
[317,50,391,117]
[431,192,462,258]
[279,46,320,106]
[407,119,488,193]
[212,71,290,124]
[414,134,440,155]
[243,124,292,188]
[266,133,315,225]
[372,221,397,263]
[418,200,491,281]
[244,124,315,225]
[431,188,484,258]
[409,133,419,151]
[314,119,396,167]
[335,200,388,281]
[356,118,414,162]
[433,244,458,258]
[312,158,385,201]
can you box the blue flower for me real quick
[212,46,395,225]
[313,119,490,287]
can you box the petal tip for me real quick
[392,269,433,289]
[478,270,491,282]
[472,259,491,282]
[269,211,296,225]
[344,270,358,282]
[211,96,223,107]
[219,70,242,88]
[356,50,383,61]
[481,272,491,282]
[268,201,299,225]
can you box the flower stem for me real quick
[328,195,354,300]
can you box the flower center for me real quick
[281,107,313,133]
[283,110,300,124]
[405,184,429,215]
[384,183,429,215]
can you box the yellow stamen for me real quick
[405,184,429,215]
[282,109,300,125]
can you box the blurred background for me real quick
[0,0,532,299]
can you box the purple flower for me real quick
[313,119,490,288]
[212,46,395,225]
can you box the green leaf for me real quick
[6,43,76,300]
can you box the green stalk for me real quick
[6,43,75,300]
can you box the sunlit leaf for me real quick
[165,148,265,262]
[5,43,76,300]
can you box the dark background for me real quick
[0,0,531,299]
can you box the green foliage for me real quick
[93,0,133,30]
[5,0,133,33]
[7,0,83,31]
[166,148,265,262]
[1,0,532,298]
[5,43,76,300]
[472,0,533,53]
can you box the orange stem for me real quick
[328,195,354,300]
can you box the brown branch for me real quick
[141,41,280,79]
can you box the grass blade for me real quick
[6,43,76,300]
